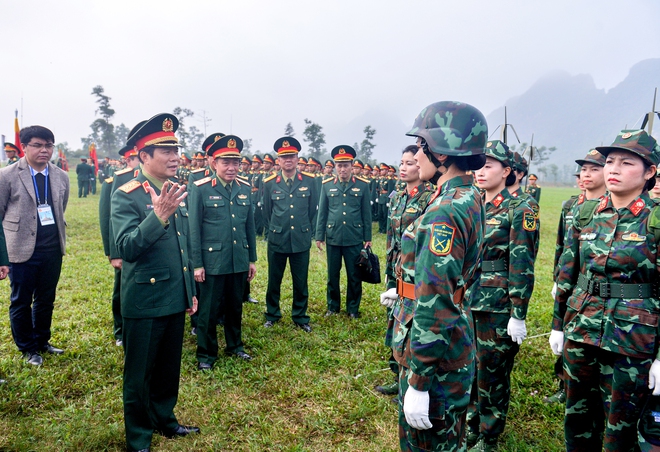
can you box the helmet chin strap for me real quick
[423,145,448,179]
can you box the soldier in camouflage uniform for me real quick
[376,145,434,398]
[651,167,660,199]
[387,101,487,452]
[465,140,538,452]
[551,130,660,451]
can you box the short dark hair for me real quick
[446,154,486,172]
[20,126,54,145]
[138,145,156,164]
[402,145,418,156]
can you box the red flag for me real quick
[14,111,24,158]
[89,143,98,175]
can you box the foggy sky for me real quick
[1,0,659,157]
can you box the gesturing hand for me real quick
[147,181,188,223]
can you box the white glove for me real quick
[403,387,432,430]
[379,288,398,308]
[549,330,564,356]
[551,282,557,298]
[507,317,527,345]
[257,202,262,207]
[370,201,374,205]
[649,360,660,395]
[386,203,390,208]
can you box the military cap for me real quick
[528,174,538,180]
[193,151,205,160]
[483,140,512,167]
[241,156,251,165]
[207,135,243,159]
[118,144,137,158]
[575,149,606,167]
[574,164,582,176]
[252,154,263,164]
[298,157,307,164]
[512,151,528,173]
[4,143,19,153]
[331,145,356,162]
[263,153,275,164]
[353,159,364,169]
[364,163,372,171]
[128,113,181,152]
[308,157,321,167]
[324,159,335,168]
[596,129,659,166]
[180,152,192,163]
[271,137,300,156]
[202,133,226,153]
[379,163,389,170]
[80,156,89,161]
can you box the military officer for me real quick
[190,135,257,368]
[111,113,199,452]
[261,137,316,332]
[315,145,372,318]
[176,152,192,184]
[323,159,335,177]
[377,163,396,233]
[239,156,251,177]
[297,156,307,173]
[4,143,20,165]
[99,137,143,346]
[76,157,94,197]
[189,136,224,185]
[352,159,364,176]
[255,153,275,237]
[526,173,541,202]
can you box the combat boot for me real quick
[466,427,480,448]
[543,388,566,404]
[375,381,398,395]
[469,436,498,452]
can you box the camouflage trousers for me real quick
[563,339,652,452]
[466,311,519,440]
[385,306,399,377]
[398,362,474,451]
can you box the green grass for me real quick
[0,179,579,451]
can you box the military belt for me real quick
[396,279,416,300]
[481,260,507,272]
[577,273,655,299]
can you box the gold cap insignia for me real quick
[214,135,221,142]
[622,132,632,139]
[162,118,174,132]
[588,149,599,155]
[228,139,237,149]
[338,148,346,154]
[282,140,290,147]
[486,141,493,147]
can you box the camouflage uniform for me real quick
[554,130,660,452]
[465,185,538,443]
[384,182,434,378]
[392,174,485,451]
[525,183,541,202]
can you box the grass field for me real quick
[0,179,579,451]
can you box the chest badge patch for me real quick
[622,232,646,242]
[429,222,455,256]
[523,212,537,231]
[237,194,248,199]
[298,186,308,191]
[486,218,501,226]
[579,232,597,240]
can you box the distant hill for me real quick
[486,58,660,181]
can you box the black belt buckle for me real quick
[599,283,611,298]
[586,279,598,295]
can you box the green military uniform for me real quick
[315,146,372,316]
[554,130,660,452]
[189,135,257,365]
[377,169,396,233]
[76,158,94,197]
[262,137,317,327]
[5,143,21,166]
[525,176,541,202]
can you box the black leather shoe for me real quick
[264,320,276,328]
[43,343,64,355]
[24,352,43,366]
[295,323,312,333]
[159,424,200,438]
[246,296,260,304]
[128,448,150,452]
[324,310,338,317]
[348,312,360,319]
[197,362,212,371]
[231,351,253,361]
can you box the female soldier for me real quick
[466,140,538,451]
[551,130,659,451]
[386,101,487,451]
[376,145,434,398]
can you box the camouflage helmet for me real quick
[512,151,528,173]
[484,140,513,167]
[406,101,488,156]
[596,129,659,166]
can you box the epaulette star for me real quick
[194,176,213,186]
[118,180,142,193]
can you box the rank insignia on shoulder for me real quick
[194,177,212,186]
[118,180,141,193]
[579,232,597,240]
[630,198,646,216]
[236,177,250,185]
[238,194,248,199]
[486,218,502,226]
[622,232,646,242]
[492,193,504,207]
[522,212,537,231]
[429,222,455,256]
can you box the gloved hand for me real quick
[649,360,660,395]
[551,282,558,298]
[403,387,432,430]
[379,288,398,308]
[257,202,262,207]
[507,317,527,344]
[549,330,564,356]
[370,201,374,206]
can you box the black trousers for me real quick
[326,244,363,314]
[9,247,62,353]
[265,247,310,324]
[112,268,123,341]
[123,312,185,450]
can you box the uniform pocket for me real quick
[134,267,171,309]
[608,303,659,356]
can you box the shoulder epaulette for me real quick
[104,177,114,184]
[118,180,142,193]
[236,174,248,181]
[263,174,277,183]
[322,177,334,184]
[301,171,315,178]
[115,167,132,176]
[191,168,206,174]
[194,176,213,186]
[355,176,370,184]
[236,177,250,186]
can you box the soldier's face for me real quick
[352,166,361,175]
[604,150,654,197]
[399,151,420,183]
[652,174,660,197]
[214,157,240,183]
[474,157,510,192]
[141,147,180,182]
[240,163,249,172]
[414,147,437,182]
[263,162,273,171]
[297,163,306,172]
[126,156,140,169]
[279,154,298,174]
[576,175,585,191]
[372,168,379,177]
[580,163,605,193]
[336,162,351,181]
[362,168,370,177]
[251,162,261,171]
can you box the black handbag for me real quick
[355,246,381,284]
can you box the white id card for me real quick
[37,204,55,226]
